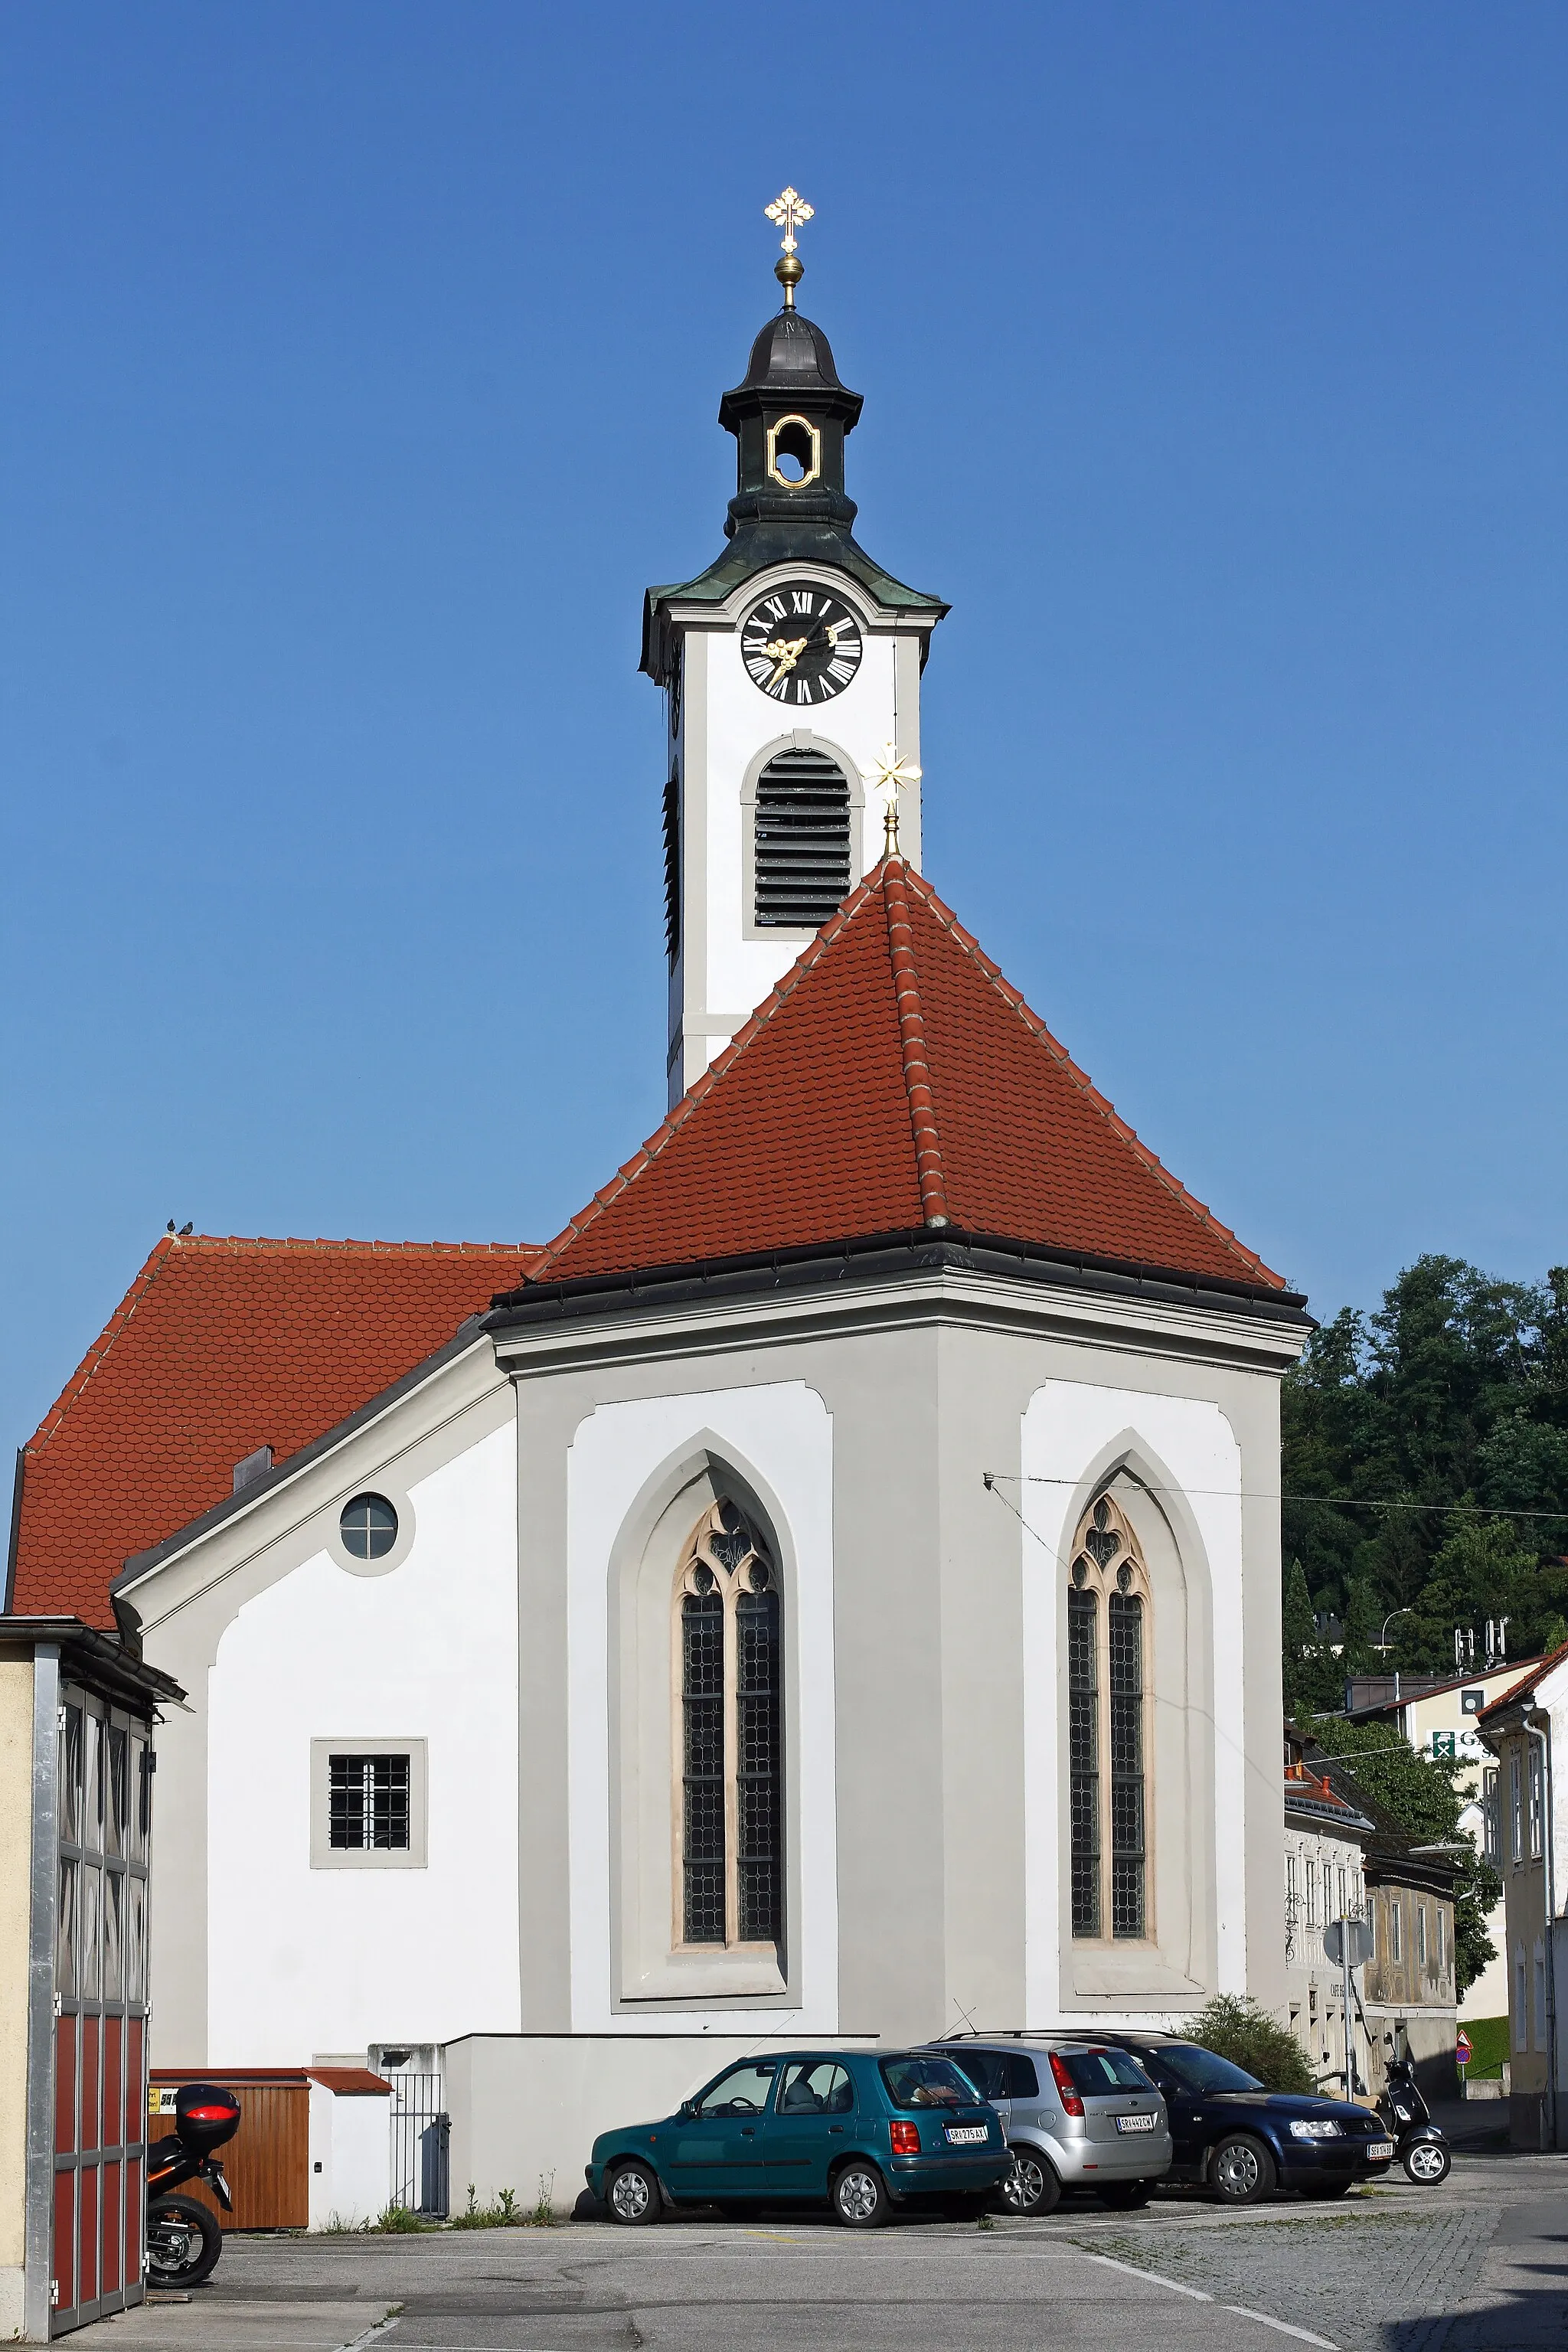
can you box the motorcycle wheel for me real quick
[1403,2139,1450,2187]
[146,2196,223,2288]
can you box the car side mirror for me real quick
[678,2099,695,2118]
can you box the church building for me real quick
[6,201,1310,2204]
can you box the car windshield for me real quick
[1059,2047,1155,2094]
[1155,2044,1263,2095]
[880,2056,977,2110]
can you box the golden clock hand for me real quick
[763,635,808,687]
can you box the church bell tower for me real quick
[642,192,949,1105]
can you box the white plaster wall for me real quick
[206,1423,521,2060]
[700,622,910,1023]
[308,2088,390,2230]
[1020,1380,1246,2024]
[565,1382,837,2033]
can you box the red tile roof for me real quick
[527,859,1286,1292]
[1478,1638,1568,1725]
[10,1236,541,1628]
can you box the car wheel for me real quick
[145,2196,224,2288]
[606,2161,663,2225]
[1210,2135,1277,2205]
[998,2149,1063,2218]
[831,2161,890,2227]
[1097,2181,1152,2210]
[1403,2140,1450,2186]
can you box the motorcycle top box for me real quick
[172,2081,242,2157]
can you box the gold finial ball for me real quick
[775,252,804,309]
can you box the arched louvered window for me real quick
[662,773,681,961]
[1067,1493,1151,1942]
[676,1502,782,1949]
[753,748,851,929]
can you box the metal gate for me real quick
[387,2076,448,2216]
[51,1688,152,2331]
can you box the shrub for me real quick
[1184,1994,1315,2095]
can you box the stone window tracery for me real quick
[1067,1493,1151,1941]
[676,1501,782,1952]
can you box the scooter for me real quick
[145,2082,241,2288]
[1376,2041,1450,2186]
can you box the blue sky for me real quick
[3,2,1564,1455]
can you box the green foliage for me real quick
[449,2182,529,2230]
[372,2203,432,2233]
[1282,1257,1568,1673]
[1459,2015,1508,2079]
[1184,1994,1315,2094]
[1302,1714,1502,1998]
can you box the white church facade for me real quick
[8,212,1309,2207]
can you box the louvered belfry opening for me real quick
[753,748,852,929]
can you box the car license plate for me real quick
[1115,2113,1156,2133]
[1367,2141,1395,2161]
[946,2125,988,2145]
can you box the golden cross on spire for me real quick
[764,186,814,309]
[868,743,922,859]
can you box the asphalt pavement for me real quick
[94,2149,1568,2352]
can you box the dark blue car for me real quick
[1096,2034,1395,2202]
[586,2049,1012,2227]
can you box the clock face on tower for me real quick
[739,580,864,705]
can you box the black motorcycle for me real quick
[145,2081,241,2288]
[1376,2043,1450,2186]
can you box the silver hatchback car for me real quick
[926,2037,1173,2216]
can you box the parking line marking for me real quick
[1079,2252,1212,2301]
[1223,2309,1338,2350]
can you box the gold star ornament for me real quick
[868,743,923,858]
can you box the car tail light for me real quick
[1047,2051,1085,2118]
[890,2120,920,2154]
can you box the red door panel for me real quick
[77,2167,98,2308]
[100,2163,122,2300]
[55,2019,77,2154]
[52,2172,75,2317]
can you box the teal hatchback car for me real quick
[587,2050,1012,2227]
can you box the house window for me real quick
[1528,1746,1545,1858]
[1067,1492,1150,1941]
[1437,1903,1446,1975]
[330,1754,409,1849]
[1416,1903,1428,1968]
[340,1493,398,1560]
[310,1739,427,1869]
[1516,1945,1529,2047]
[1535,1941,1549,2047]
[675,1502,782,1950]
[1306,1860,1318,1927]
[662,773,681,960]
[1390,1899,1403,1962]
[1482,1766,1500,1862]
[1511,1750,1524,1861]
[753,748,851,929]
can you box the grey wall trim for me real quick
[24,1644,59,2344]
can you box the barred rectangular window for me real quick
[328,1753,410,1850]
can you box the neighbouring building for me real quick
[5,221,1312,2210]
[1477,1644,1568,2149]
[1346,1658,1544,2027]
[1282,1733,1373,2093]
[0,1612,181,2338]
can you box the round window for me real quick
[340,1494,398,1560]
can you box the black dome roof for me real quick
[719,309,863,433]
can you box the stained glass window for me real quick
[1067,1492,1151,1943]
[678,1504,783,1952]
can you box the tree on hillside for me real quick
[1282,1258,1568,1674]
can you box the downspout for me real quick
[1527,1717,1557,2151]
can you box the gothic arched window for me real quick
[1067,1493,1151,1942]
[676,1501,782,1950]
[753,748,851,929]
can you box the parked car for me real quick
[586,2049,1013,2227]
[1089,2032,1396,2203]
[924,2038,1172,2216]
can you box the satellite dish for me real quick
[1323,1919,1374,1967]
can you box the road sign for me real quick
[1455,2029,1473,2066]
[1324,1918,1375,1967]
